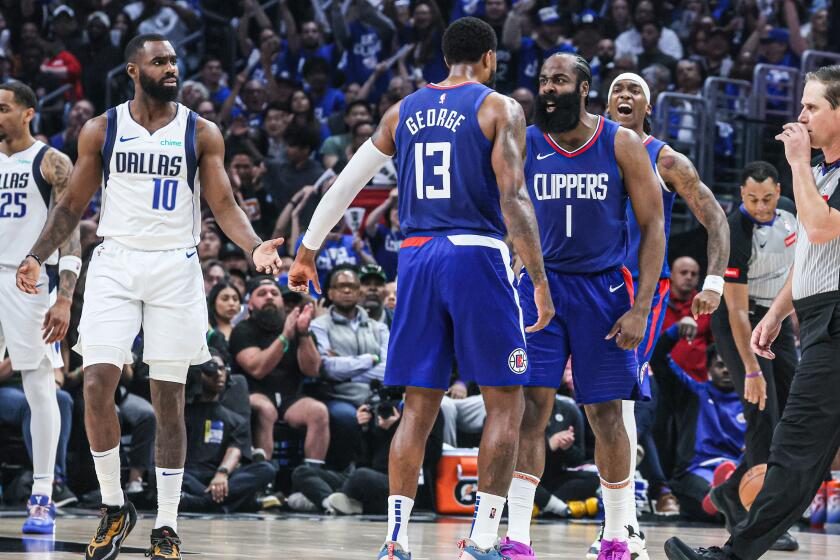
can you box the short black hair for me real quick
[283,123,321,152]
[806,64,840,110]
[328,265,360,289]
[345,99,371,116]
[442,17,497,65]
[264,100,291,117]
[550,52,593,88]
[302,56,330,78]
[641,19,663,33]
[741,161,780,185]
[125,33,169,62]
[0,82,37,109]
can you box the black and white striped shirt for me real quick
[792,165,840,302]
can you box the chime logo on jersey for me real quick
[508,348,528,374]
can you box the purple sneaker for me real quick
[499,537,537,560]
[597,539,630,560]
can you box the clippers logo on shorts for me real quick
[736,412,746,424]
[204,420,224,444]
[508,348,528,374]
[638,361,651,386]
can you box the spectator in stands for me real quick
[228,150,275,239]
[534,395,600,517]
[181,80,209,110]
[303,56,345,125]
[288,89,328,139]
[676,57,705,95]
[196,99,219,125]
[207,280,242,348]
[136,0,201,49]
[310,267,389,468]
[180,352,278,513]
[198,228,222,262]
[405,1,447,84]
[50,5,83,55]
[266,122,324,225]
[616,0,684,61]
[604,0,634,39]
[232,79,269,128]
[729,49,758,83]
[804,8,829,51]
[704,27,734,77]
[287,18,338,83]
[331,0,395,95]
[439,378,486,448]
[655,331,745,523]
[512,87,535,124]
[384,282,397,311]
[49,98,93,154]
[641,63,672,104]
[663,257,713,381]
[198,56,231,107]
[321,100,374,170]
[76,11,122,112]
[637,20,678,79]
[364,188,403,281]
[0,360,77,506]
[359,264,393,328]
[202,259,228,294]
[332,120,375,174]
[219,243,250,276]
[263,101,292,162]
[572,11,603,63]
[590,38,616,92]
[231,277,326,463]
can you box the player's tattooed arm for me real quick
[488,94,553,332]
[42,149,81,300]
[659,148,729,278]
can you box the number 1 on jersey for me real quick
[152,178,178,211]
[566,205,572,237]
[414,142,451,200]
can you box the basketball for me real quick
[739,464,768,510]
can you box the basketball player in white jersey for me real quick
[17,34,284,560]
[0,82,80,535]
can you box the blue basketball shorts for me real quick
[518,266,647,404]
[384,234,529,390]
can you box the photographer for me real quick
[180,351,277,513]
[324,392,444,516]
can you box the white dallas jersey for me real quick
[97,102,201,251]
[0,140,58,267]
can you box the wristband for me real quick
[278,334,290,353]
[746,370,763,379]
[58,255,82,277]
[250,242,263,261]
[702,275,725,295]
[26,253,42,266]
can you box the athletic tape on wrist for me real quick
[58,255,82,276]
[702,275,724,295]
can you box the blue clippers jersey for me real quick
[394,82,504,238]
[625,136,675,280]
[524,117,627,273]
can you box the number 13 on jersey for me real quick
[414,142,451,199]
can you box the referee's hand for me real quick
[751,315,782,359]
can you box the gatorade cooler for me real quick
[810,482,827,529]
[436,448,478,515]
[827,480,840,524]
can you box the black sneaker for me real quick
[86,499,137,560]
[53,480,78,508]
[769,531,799,552]
[146,526,181,560]
[709,483,746,534]
[664,538,731,560]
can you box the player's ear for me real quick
[125,62,136,80]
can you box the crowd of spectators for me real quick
[1,0,838,526]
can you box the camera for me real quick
[367,380,404,420]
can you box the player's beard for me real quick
[482,70,497,90]
[534,90,582,133]
[253,303,285,333]
[139,70,180,103]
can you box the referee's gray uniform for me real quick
[728,163,840,560]
[711,203,797,509]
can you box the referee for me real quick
[666,65,840,560]
[708,161,799,551]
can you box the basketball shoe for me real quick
[22,495,56,534]
[457,538,511,559]
[147,526,181,559]
[587,525,649,560]
[86,498,137,560]
[499,536,536,559]
[598,539,631,560]
[377,541,411,559]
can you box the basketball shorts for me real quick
[384,234,528,390]
[518,266,646,404]
[0,266,63,370]
[638,278,671,366]
[75,240,211,383]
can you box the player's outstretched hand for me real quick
[43,299,71,343]
[16,256,41,294]
[252,238,285,275]
[288,246,321,294]
[751,314,781,359]
[691,288,721,318]
[606,308,647,350]
[526,281,555,333]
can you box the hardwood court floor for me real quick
[0,511,838,559]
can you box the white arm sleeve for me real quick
[301,139,392,250]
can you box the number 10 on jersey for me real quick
[152,178,178,211]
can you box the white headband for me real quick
[609,72,651,105]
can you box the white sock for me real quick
[155,467,183,531]
[91,445,124,507]
[506,472,539,544]
[469,491,506,549]
[622,400,640,532]
[22,360,59,499]
[387,495,414,551]
[544,494,568,515]
[602,478,633,541]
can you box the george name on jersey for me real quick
[404,108,466,135]
[115,151,183,177]
[0,172,29,190]
[532,173,609,201]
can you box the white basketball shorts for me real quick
[75,240,211,383]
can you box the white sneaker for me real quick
[125,479,143,495]
[287,492,317,512]
[586,525,648,560]
[585,524,603,560]
[324,492,363,515]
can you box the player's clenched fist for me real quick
[606,307,648,350]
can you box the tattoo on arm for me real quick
[661,152,729,276]
[43,150,81,299]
